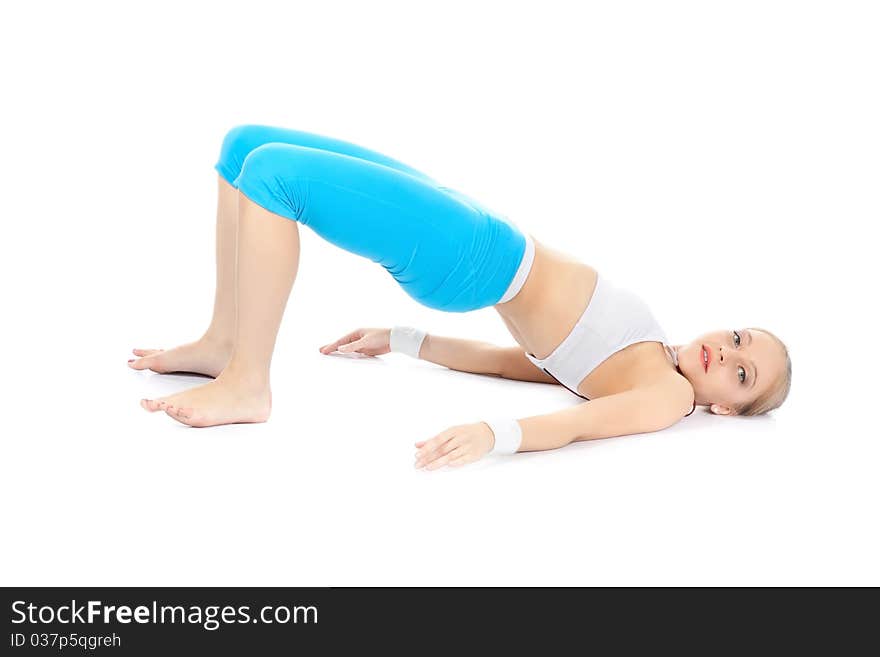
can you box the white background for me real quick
[1,0,877,586]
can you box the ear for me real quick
[710,403,733,415]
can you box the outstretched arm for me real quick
[414,376,694,469]
[320,326,559,384]
[515,378,695,450]
[418,333,507,377]
[420,336,559,385]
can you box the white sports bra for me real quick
[525,272,696,416]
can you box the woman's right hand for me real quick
[318,327,392,357]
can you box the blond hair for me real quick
[733,327,792,416]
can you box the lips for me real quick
[702,345,712,372]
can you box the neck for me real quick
[672,344,707,407]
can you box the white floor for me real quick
[2,1,877,586]
[2,233,874,586]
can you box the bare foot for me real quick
[128,336,232,378]
[140,375,271,428]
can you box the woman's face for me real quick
[677,328,785,415]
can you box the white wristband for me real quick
[390,325,427,359]
[484,418,522,455]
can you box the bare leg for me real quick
[142,192,301,427]
[129,175,237,377]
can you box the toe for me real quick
[131,355,167,373]
[141,398,168,412]
[165,405,194,426]
[132,348,162,357]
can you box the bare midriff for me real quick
[493,234,676,398]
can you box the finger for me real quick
[319,339,346,353]
[327,340,359,353]
[337,339,365,353]
[447,453,472,467]
[320,340,346,353]
[416,435,460,467]
[424,447,464,471]
[413,432,450,447]
[320,331,362,353]
[415,429,456,460]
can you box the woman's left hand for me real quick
[414,422,494,470]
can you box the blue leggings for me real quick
[213,124,530,312]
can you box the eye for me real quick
[733,331,746,384]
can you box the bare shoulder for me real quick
[641,372,695,419]
[569,373,695,441]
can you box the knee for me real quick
[236,142,296,182]
[235,143,308,220]
[214,124,275,186]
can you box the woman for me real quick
[129,124,792,469]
